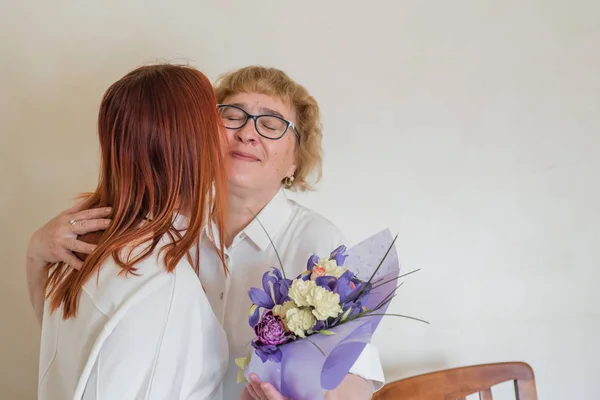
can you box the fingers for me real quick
[70,218,111,235]
[246,384,261,400]
[67,206,112,236]
[71,207,112,224]
[247,375,266,400]
[58,249,84,270]
[62,238,97,255]
[261,384,285,400]
[63,197,91,214]
[28,204,107,267]
[240,387,255,400]
[248,374,284,400]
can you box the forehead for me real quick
[222,92,296,122]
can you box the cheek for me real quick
[266,141,295,173]
[224,130,235,146]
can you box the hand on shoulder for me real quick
[27,198,112,270]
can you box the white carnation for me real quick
[288,279,317,307]
[306,285,343,321]
[318,258,347,278]
[285,307,317,338]
[272,301,297,329]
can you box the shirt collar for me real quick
[206,188,294,252]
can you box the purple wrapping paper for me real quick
[244,229,400,400]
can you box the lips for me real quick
[231,150,260,162]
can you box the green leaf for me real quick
[354,233,399,299]
[340,307,352,322]
[317,329,336,335]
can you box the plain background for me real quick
[1,1,598,399]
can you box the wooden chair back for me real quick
[373,361,538,400]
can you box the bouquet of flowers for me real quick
[236,229,422,399]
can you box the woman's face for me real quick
[220,92,298,194]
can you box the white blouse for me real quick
[38,218,228,400]
[199,189,385,400]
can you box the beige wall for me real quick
[2,1,599,398]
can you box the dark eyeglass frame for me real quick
[217,104,300,142]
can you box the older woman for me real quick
[25,66,384,400]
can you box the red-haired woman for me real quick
[35,64,230,400]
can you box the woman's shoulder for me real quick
[287,199,344,236]
[284,199,348,253]
[83,240,200,316]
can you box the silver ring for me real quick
[69,219,77,232]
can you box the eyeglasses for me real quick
[217,104,300,141]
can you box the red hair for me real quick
[45,64,229,319]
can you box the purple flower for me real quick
[312,320,327,331]
[315,276,337,291]
[335,270,354,301]
[279,278,292,302]
[254,311,290,347]
[343,280,372,308]
[330,245,348,266]
[248,268,290,327]
[251,343,283,363]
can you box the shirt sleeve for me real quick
[348,342,385,392]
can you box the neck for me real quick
[225,185,281,247]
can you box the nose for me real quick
[234,117,260,144]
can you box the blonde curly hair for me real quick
[214,66,323,192]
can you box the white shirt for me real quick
[38,217,229,400]
[199,189,385,400]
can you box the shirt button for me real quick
[220,292,224,300]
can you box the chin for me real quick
[227,175,256,190]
